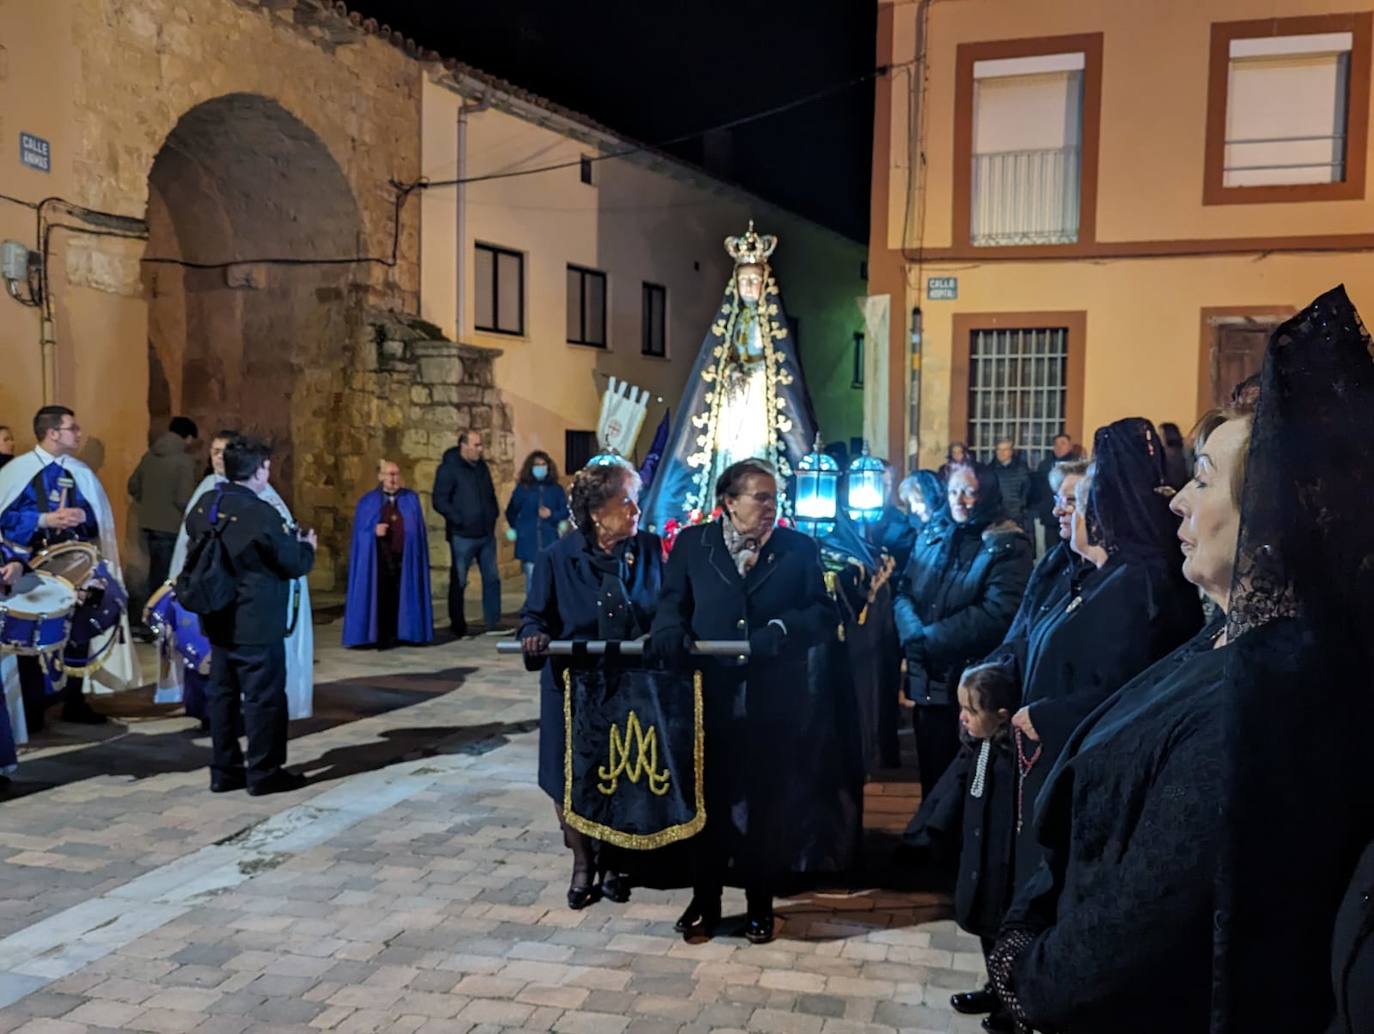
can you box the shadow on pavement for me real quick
[297,718,540,786]
[0,665,488,802]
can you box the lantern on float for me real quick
[847,442,886,522]
[794,434,840,537]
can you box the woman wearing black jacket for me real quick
[649,459,844,945]
[1007,419,1203,882]
[894,464,1033,798]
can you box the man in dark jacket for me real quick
[990,439,1033,539]
[432,430,503,636]
[128,416,199,635]
[184,436,315,796]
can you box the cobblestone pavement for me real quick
[0,611,987,1033]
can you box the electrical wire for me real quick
[421,64,897,190]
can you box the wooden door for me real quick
[1210,321,1275,408]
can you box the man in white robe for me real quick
[0,406,140,729]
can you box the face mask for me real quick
[532,465,548,481]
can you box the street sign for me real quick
[19,133,51,173]
[927,276,957,301]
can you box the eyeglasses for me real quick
[57,423,80,435]
[738,492,777,504]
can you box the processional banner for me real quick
[562,666,705,850]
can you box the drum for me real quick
[65,560,127,651]
[29,541,100,589]
[144,582,211,676]
[0,571,77,655]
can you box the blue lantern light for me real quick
[847,442,886,523]
[794,434,839,537]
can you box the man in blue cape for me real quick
[342,460,433,649]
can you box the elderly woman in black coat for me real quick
[519,460,664,910]
[894,463,1033,798]
[649,459,840,945]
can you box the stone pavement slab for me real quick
[1,618,987,1032]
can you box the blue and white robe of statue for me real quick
[163,473,314,720]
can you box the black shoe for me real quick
[568,868,600,910]
[247,770,307,797]
[744,911,775,944]
[673,894,721,936]
[600,873,631,904]
[210,771,247,793]
[982,1013,1014,1033]
[951,988,998,1015]
[60,702,108,725]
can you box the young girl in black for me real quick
[948,661,1019,1033]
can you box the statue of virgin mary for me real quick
[639,221,818,532]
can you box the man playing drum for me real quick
[0,406,140,730]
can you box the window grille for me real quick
[966,326,1069,465]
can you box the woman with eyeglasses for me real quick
[649,459,842,945]
[518,458,664,910]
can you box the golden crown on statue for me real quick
[724,220,777,266]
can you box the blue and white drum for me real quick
[0,571,77,655]
[144,582,210,676]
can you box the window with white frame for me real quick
[1224,32,1353,187]
[971,53,1084,246]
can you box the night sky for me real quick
[345,0,877,242]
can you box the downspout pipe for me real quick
[455,92,491,341]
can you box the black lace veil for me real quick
[1213,284,1374,1031]
[1083,417,1180,561]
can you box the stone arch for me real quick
[143,93,365,536]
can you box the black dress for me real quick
[1011,554,1202,882]
[1000,618,1229,1034]
[650,521,858,884]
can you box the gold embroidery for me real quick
[597,710,671,797]
[563,670,707,851]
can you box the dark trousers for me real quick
[136,529,177,621]
[377,548,402,648]
[207,641,287,787]
[912,702,961,800]
[447,533,501,633]
[18,655,88,729]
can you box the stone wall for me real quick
[339,314,517,597]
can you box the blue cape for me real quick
[342,487,434,646]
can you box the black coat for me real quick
[957,737,1017,940]
[184,483,315,647]
[992,457,1033,522]
[894,515,1033,705]
[1331,838,1374,1034]
[650,521,856,881]
[432,449,498,539]
[517,530,663,800]
[1010,556,1203,882]
[866,504,919,572]
[1006,619,1229,1034]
